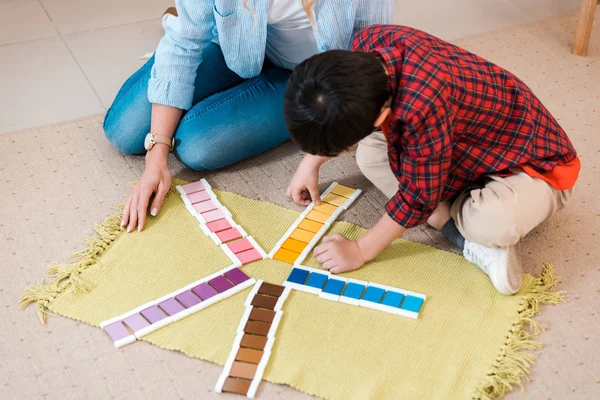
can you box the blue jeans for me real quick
[103,44,292,171]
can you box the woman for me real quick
[105,0,393,232]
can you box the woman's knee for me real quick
[103,97,151,155]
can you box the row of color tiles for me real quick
[177,180,268,265]
[284,266,426,319]
[177,179,247,246]
[269,182,361,265]
[215,280,291,398]
[100,265,255,348]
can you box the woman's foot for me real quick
[463,240,522,295]
[162,6,178,31]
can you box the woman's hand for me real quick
[122,146,172,232]
[287,154,330,205]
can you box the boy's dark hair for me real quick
[284,50,391,156]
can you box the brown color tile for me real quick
[244,321,271,336]
[251,294,278,310]
[222,377,251,395]
[235,348,264,364]
[257,282,285,297]
[229,361,258,380]
[249,308,276,323]
[240,334,268,350]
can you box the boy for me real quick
[283,25,579,295]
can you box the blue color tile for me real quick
[381,291,404,308]
[305,273,328,290]
[341,282,366,299]
[362,286,385,303]
[287,268,309,285]
[400,296,424,313]
[322,278,346,295]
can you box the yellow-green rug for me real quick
[21,181,563,399]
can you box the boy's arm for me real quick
[315,213,405,274]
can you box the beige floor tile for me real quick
[0,37,104,134]
[393,0,531,40]
[0,0,57,45]
[39,0,173,35]
[63,20,164,108]
[506,0,582,21]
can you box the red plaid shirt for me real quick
[351,25,578,229]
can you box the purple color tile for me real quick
[175,291,202,308]
[181,181,205,194]
[187,190,211,204]
[123,314,150,331]
[192,282,218,300]
[158,298,185,315]
[140,305,168,324]
[104,322,131,341]
[224,268,250,285]
[208,275,235,293]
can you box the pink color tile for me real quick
[187,190,211,204]
[192,200,218,214]
[227,238,253,254]
[180,181,205,194]
[217,227,242,243]
[202,209,226,222]
[236,248,263,265]
[206,218,232,233]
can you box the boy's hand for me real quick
[314,234,367,274]
[287,154,329,206]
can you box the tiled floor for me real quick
[0,0,583,133]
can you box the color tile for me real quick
[331,184,356,198]
[180,181,205,194]
[289,228,315,243]
[237,248,263,264]
[322,278,346,295]
[341,282,366,299]
[228,238,253,254]
[251,295,278,310]
[192,199,217,214]
[224,268,251,285]
[140,305,168,324]
[206,218,232,233]
[123,313,150,331]
[202,209,226,222]
[209,276,235,292]
[322,193,347,207]
[240,334,268,350]
[217,227,242,243]
[103,321,131,341]
[306,209,330,223]
[382,291,405,308]
[222,377,251,395]
[313,203,338,215]
[362,286,385,303]
[273,248,300,264]
[175,291,201,308]
[400,296,424,313]
[230,361,258,380]
[258,282,285,297]
[235,348,264,364]
[305,272,328,290]
[244,321,271,336]
[187,190,211,204]
[281,238,308,253]
[192,282,219,300]
[158,298,185,315]
[297,219,324,233]
[249,308,276,323]
[286,267,309,285]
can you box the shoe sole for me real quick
[491,246,522,295]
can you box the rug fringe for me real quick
[472,263,565,399]
[19,184,178,324]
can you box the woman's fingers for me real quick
[121,196,132,228]
[128,190,140,232]
[136,185,153,232]
[150,181,169,217]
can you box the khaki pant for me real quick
[355,132,573,248]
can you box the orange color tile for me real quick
[322,193,347,207]
[281,238,308,253]
[306,210,330,223]
[298,219,324,233]
[331,184,356,198]
[313,203,338,215]
[289,228,315,243]
[273,248,300,264]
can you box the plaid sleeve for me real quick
[386,91,454,228]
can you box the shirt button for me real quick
[321,45,329,51]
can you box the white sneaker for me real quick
[463,240,522,295]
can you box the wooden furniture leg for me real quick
[573,0,598,56]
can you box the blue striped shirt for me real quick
[149,0,394,110]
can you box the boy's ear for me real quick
[374,107,392,128]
